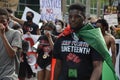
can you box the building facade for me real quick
[16,0,112,19]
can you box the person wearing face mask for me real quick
[34,22,56,80]
[10,11,40,79]
[54,20,64,36]
[10,11,40,35]
[0,8,22,80]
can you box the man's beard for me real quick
[70,25,84,32]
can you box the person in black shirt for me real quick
[22,11,40,35]
[36,22,56,80]
[10,11,40,79]
[10,11,40,35]
[53,3,103,80]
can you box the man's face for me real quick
[26,13,33,21]
[0,15,8,30]
[68,9,85,30]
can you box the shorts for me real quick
[37,64,51,71]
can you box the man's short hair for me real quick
[55,20,64,28]
[27,11,34,18]
[96,19,109,31]
[42,22,55,30]
[0,8,9,19]
[68,3,86,17]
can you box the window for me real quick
[79,0,86,5]
[66,0,75,5]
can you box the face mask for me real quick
[26,16,32,21]
[56,25,62,33]
[44,30,52,34]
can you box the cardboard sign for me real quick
[40,0,62,21]
[104,14,118,26]
[21,7,41,25]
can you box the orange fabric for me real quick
[51,58,56,80]
[58,24,73,38]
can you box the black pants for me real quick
[18,61,33,78]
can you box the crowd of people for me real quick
[0,2,119,80]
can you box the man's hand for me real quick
[44,30,54,49]
[44,31,51,38]
[26,32,31,35]
[0,23,5,37]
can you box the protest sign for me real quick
[104,14,118,26]
[40,0,62,21]
[21,7,41,24]
[22,34,40,73]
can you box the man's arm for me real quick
[110,36,116,66]
[45,31,54,49]
[90,60,103,80]
[10,14,24,25]
[0,23,17,58]
[36,28,41,35]
[2,35,18,58]
[54,59,62,80]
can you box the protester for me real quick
[87,16,98,27]
[0,8,22,80]
[11,11,40,35]
[12,23,23,75]
[12,23,23,33]
[36,22,56,80]
[5,8,21,28]
[11,11,41,79]
[54,19,64,36]
[96,19,116,66]
[11,23,30,80]
[18,40,32,80]
[53,3,117,80]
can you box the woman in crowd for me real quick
[36,22,56,80]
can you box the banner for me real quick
[22,34,40,73]
[104,14,118,26]
[0,0,19,11]
[40,0,62,21]
[104,5,118,27]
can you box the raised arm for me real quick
[0,23,18,58]
[10,14,24,25]
[45,31,54,49]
